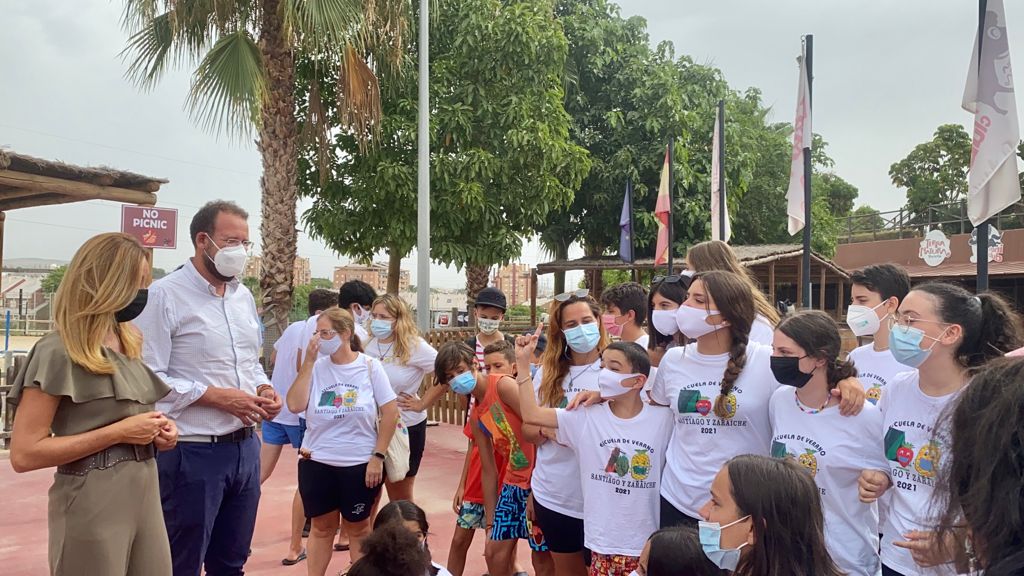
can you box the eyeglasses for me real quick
[887,315,951,332]
[209,235,254,252]
[554,288,590,302]
[315,329,338,338]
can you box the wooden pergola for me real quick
[0,150,168,268]
[530,244,851,322]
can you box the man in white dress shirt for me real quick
[135,200,282,576]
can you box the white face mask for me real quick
[846,302,886,337]
[651,309,680,336]
[351,305,371,326]
[676,305,724,339]
[207,239,248,278]
[318,335,343,356]
[477,318,501,335]
[597,368,641,399]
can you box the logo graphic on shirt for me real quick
[678,390,713,416]
[602,446,651,480]
[717,392,737,419]
[866,385,883,405]
[342,389,358,408]
[317,389,359,408]
[770,441,818,477]
[913,440,941,478]
[885,427,915,468]
[486,404,529,471]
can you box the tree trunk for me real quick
[257,0,298,360]
[583,244,605,298]
[387,248,402,294]
[465,263,492,326]
[553,242,568,295]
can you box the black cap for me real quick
[475,287,507,311]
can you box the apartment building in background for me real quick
[243,256,312,287]
[493,263,533,307]
[333,263,410,293]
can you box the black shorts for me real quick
[298,459,381,522]
[532,499,585,554]
[659,496,700,529]
[405,420,427,478]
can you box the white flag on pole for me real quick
[787,49,812,236]
[711,107,732,242]
[963,0,1021,227]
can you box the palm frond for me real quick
[186,29,267,137]
[286,0,364,47]
[337,44,382,149]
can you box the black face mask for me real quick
[770,355,814,388]
[115,289,149,323]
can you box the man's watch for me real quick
[373,451,386,461]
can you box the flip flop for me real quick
[334,543,350,551]
[281,551,307,566]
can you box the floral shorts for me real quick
[589,552,639,576]
[456,502,486,530]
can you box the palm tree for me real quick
[120,0,408,350]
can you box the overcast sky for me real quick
[2,1,1020,288]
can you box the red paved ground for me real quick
[0,423,530,575]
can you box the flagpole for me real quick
[801,35,814,309]
[415,0,431,330]
[667,138,675,273]
[976,0,990,292]
[628,177,638,282]
[717,99,727,241]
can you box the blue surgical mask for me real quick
[450,371,477,395]
[563,323,600,354]
[698,515,751,571]
[370,319,394,339]
[890,325,944,368]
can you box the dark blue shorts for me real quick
[262,419,306,448]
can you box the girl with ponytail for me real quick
[768,310,889,576]
[858,282,1022,576]
[645,271,865,529]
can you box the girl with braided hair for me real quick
[767,310,889,576]
[646,271,867,529]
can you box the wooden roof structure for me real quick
[0,149,168,269]
[531,244,851,321]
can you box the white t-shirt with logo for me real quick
[531,361,602,518]
[363,337,438,427]
[749,315,775,346]
[877,372,958,576]
[847,343,914,407]
[301,353,397,468]
[650,342,779,518]
[769,387,888,576]
[270,318,310,426]
[555,402,674,557]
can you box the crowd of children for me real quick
[268,240,1024,576]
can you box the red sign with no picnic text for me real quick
[121,206,178,249]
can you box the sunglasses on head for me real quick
[652,271,693,286]
[554,288,590,302]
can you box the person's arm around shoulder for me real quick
[514,326,559,429]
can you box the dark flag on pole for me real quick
[619,179,635,263]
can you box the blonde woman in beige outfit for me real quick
[9,232,177,576]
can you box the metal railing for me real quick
[839,200,1024,244]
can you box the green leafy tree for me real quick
[299,0,588,304]
[889,124,972,221]
[121,0,409,349]
[847,205,887,235]
[815,172,859,217]
[41,266,67,294]
[310,277,333,289]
